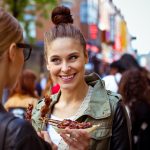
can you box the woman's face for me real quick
[8,43,24,88]
[46,37,88,91]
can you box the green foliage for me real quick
[0,0,57,43]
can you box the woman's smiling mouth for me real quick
[60,74,76,82]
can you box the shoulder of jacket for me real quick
[9,119,39,147]
[34,98,45,109]
[107,90,122,103]
[7,117,34,135]
[37,98,44,104]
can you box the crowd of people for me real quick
[103,54,150,150]
[4,69,38,119]
[0,5,150,150]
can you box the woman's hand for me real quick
[60,129,91,150]
[37,131,57,150]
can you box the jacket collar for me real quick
[82,79,111,119]
[51,73,111,119]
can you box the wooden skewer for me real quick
[47,118,61,125]
[40,117,61,126]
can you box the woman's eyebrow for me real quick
[68,52,79,56]
[49,51,79,60]
[50,55,59,58]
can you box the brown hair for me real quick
[0,8,23,56]
[44,6,86,61]
[9,69,38,98]
[118,68,150,106]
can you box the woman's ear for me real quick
[84,51,89,64]
[47,64,50,71]
[8,43,17,62]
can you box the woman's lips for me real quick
[60,74,75,82]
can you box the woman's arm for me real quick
[110,101,132,150]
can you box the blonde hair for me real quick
[0,8,23,56]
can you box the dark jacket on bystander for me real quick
[0,103,51,150]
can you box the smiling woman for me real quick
[46,37,88,91]
[32,5,131,150]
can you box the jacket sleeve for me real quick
[7,118,52,150]
[16,134,52,150]
[110,101,132,150]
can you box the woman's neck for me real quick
[60,81,89,104]
[52,81,89,119]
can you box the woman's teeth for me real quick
[61,75,74,80]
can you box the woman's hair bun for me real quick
[51,6,73,25]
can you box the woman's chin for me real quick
[60,84,75,91]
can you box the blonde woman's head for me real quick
[0,8,24,89]
[0,8,23,56]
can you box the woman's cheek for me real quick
[49,66,60,79]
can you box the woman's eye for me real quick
[50,58,61,65]
[70,55,78,61]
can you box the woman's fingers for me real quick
[37,131,52,144]
[37,131,58,150]
[60,133,78,149]
[60,129,90,150]
[37,131,43,138]
[61,128,90,141]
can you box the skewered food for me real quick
[41,95,52,118]
[26,95,100,133]
[25,104,33,121]
[57,119,92,129]
[40,117,100,133]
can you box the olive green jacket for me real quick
[32,73,131,150]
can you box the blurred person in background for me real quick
[118,68,150,150]
[0,8,53,150]
[4,69,38,119]
[99,61,110,78]
[118,53,140,71]
[40,73,48,91]
[32,6,131,150]
[102,60,122,93]
[35,76,43,98]
[103,53,141,93]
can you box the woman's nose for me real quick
[61,62,71,72]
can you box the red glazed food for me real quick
[41,95,52,118]
[25,104,33,121]
[57,119,92,129]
